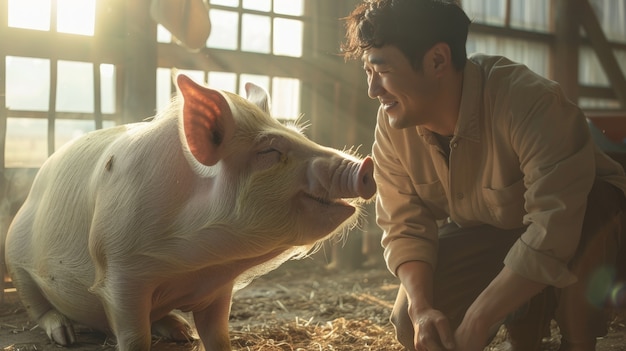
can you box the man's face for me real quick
[362,45,439,129]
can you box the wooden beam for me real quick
[580,85,617,100]
[552,0,579,101]
[93,63,103,130]
[48,58,57,156]
[574,0,626,108]
[122,0,157,123]
[2,110,117,120]
[469,23,554,43]
[0,0,6,300]
[0,28,125,64]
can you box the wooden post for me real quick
[0,0,7,304]
[0,107,7,305]
[552,0,580,102]
[122,0,157,123]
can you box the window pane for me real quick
[6,117,48,168]
[57,61,94,113]
[510,0,550,32]
[271,77,300,120]
[57,0,95,36]
[157,68,173,112]
[239,74,269,97]
[242,0,270,12]
[579,47,611,87]
[208,72,237,93]
[273,18,302,57]
[274,0,304,16]
[467,33,549,77]
[241,14,270,53]
[55,119,115,150]
[579,97,621,110]
[462,0,506,26]
[157,24,173,43]
[207,10,239,50]
[179,70,206,84]
[8,0,51,31]
[55,119,98,150]
[210,0,238,6]
[591,0,626,43]
[6,56,50,111]
[101,64,116,114]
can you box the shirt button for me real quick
[452,142,458,148]
[456,192,464,200]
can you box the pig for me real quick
[4,73,376,351]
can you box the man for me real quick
[341,1,626,350]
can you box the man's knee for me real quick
[552,179,626,344]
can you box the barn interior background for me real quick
[0,0,625,350]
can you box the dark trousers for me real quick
[390,179,626,350]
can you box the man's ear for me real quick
[425,42,452,76]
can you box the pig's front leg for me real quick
[97,283,153,351]
[107,308,152,351]
[193,289,234,351]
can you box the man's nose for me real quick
[367,74,383,99]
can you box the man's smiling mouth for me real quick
[381,100,398,110]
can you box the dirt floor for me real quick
[1,256,625,351]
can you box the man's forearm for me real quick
[396,260,436,311]
[464,265,547,333]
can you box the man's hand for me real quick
[397,261,456,351]
[452,266,547,351]
[452,315,492,351]
[409,306,456,351]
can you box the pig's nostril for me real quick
[362,173,371,184]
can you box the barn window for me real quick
[5,118,48,168]
[156,0,305,121]
[462,0,626,109]
[8,0,95,35]
[3,0,109,169]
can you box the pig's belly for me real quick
[32,266,110,332]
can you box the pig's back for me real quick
[10,124,131,254]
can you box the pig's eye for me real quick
[259,148,280,155]
[258,148,286,165]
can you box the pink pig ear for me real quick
[244,82,271,114]
[176,74,235,166]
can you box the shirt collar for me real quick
[454,58,482,143]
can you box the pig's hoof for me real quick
[152,312,195,342]
[38,309,77,345]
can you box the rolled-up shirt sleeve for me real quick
[373,107,440,276]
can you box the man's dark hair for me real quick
[341,0,471,71]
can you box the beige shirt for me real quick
[373,54,626,288]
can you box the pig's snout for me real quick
[354,156,376,200]
[308,155,377,201]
